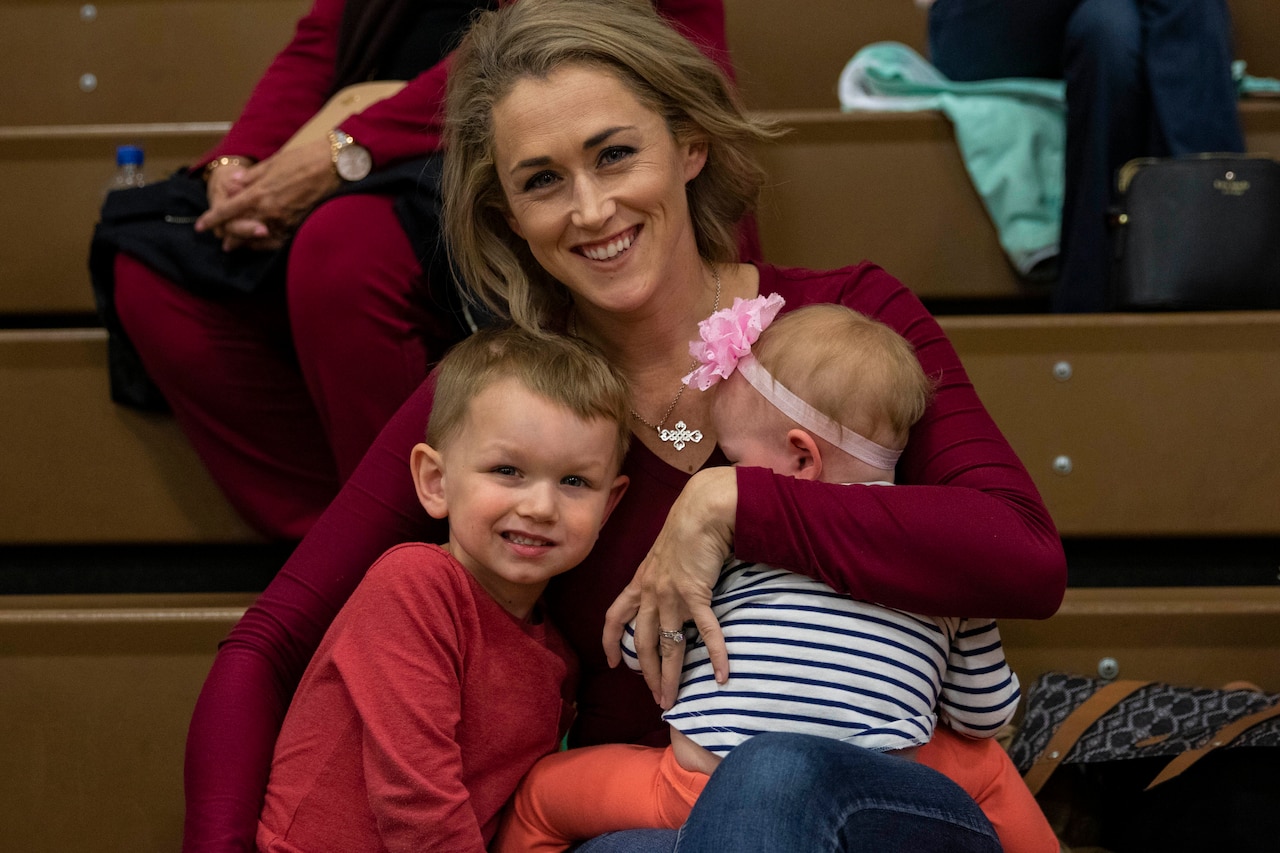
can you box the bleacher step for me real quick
[3,584,1277,852]
[5,312,1279,544]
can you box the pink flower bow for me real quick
[682,293,786,390]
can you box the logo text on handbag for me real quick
[1214,171,1251,196]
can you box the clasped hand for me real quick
[196,137,341,252]
[602,466,738,709]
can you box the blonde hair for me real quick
[750,305,934,449]
[428,326,632,467]
[442,0,782,331]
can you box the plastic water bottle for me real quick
[107,144,146,194]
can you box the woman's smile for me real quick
[578,226,640,261]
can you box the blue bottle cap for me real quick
[116,144,144,166]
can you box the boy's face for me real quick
[413,378,628,616]
[711,372,795,473]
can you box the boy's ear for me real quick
[599,475,630,528]
[786,429,824,481]
[410,443,449,519]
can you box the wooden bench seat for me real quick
[6,102,1278,315]
[3,584,1277,852]
[0,592,255,852]
[0,329,259,543]
[754,103,1280,299]
[5,312,1278,544]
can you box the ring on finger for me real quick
[659,628,685,643]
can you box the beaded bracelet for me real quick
[202,155,252,180]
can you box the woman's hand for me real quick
[205,159,252,210]
[196,137,342,252]
[603,466,737,709]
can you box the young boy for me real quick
[495,299,1057,853]
[255,327,631,853]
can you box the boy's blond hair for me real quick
[428,327,632,467]
[751,305,934,450]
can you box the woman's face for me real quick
[491,63,707,316]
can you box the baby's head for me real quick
[689,298,932,483]
[413,326,632,614]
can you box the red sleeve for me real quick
[202,0,343,166]
[335,551,485,852]
[734,266,1066,620]
[182,375,446,853]
[202,0,447,169]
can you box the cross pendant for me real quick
[658,420,703,452]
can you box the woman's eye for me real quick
[598,146,634,167]
[561,475,589,488]
[523,170,558,192]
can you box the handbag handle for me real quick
[1022,678,1280,795]
[1022,679,1149,795]
[1144,699,1280,789]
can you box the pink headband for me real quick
[683,294,903,471]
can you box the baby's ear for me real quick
[786,429,824,481]
[410,443,449,519]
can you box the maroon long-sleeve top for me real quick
[184,261,1066,850]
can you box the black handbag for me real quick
[1109,154,1280,310]
[1008,672,1280,852]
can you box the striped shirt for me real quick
[623,560,1020,755]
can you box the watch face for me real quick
[336,145,372,181]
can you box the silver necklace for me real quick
[631,268,721,451]
[570,268,721,452]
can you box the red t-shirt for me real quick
[257,543,575,852]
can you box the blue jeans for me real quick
[927,0,1244,312]
[574,733,1000,853]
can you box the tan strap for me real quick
[1022,679,1150,795]
[1145,699,1280,789]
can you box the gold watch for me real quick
[328,128,372,182]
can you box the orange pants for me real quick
[494,728,1058,853]
[492,743,706,853]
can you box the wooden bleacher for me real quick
[2,1,1279,850]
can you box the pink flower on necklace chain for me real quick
[682,293,786,390]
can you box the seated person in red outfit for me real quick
[255,326,630,852]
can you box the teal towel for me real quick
[838,42,1065,275]
[1234,60,1280,96]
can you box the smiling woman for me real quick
[183,1,1067,851]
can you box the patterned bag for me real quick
[1008,672,1280,852]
